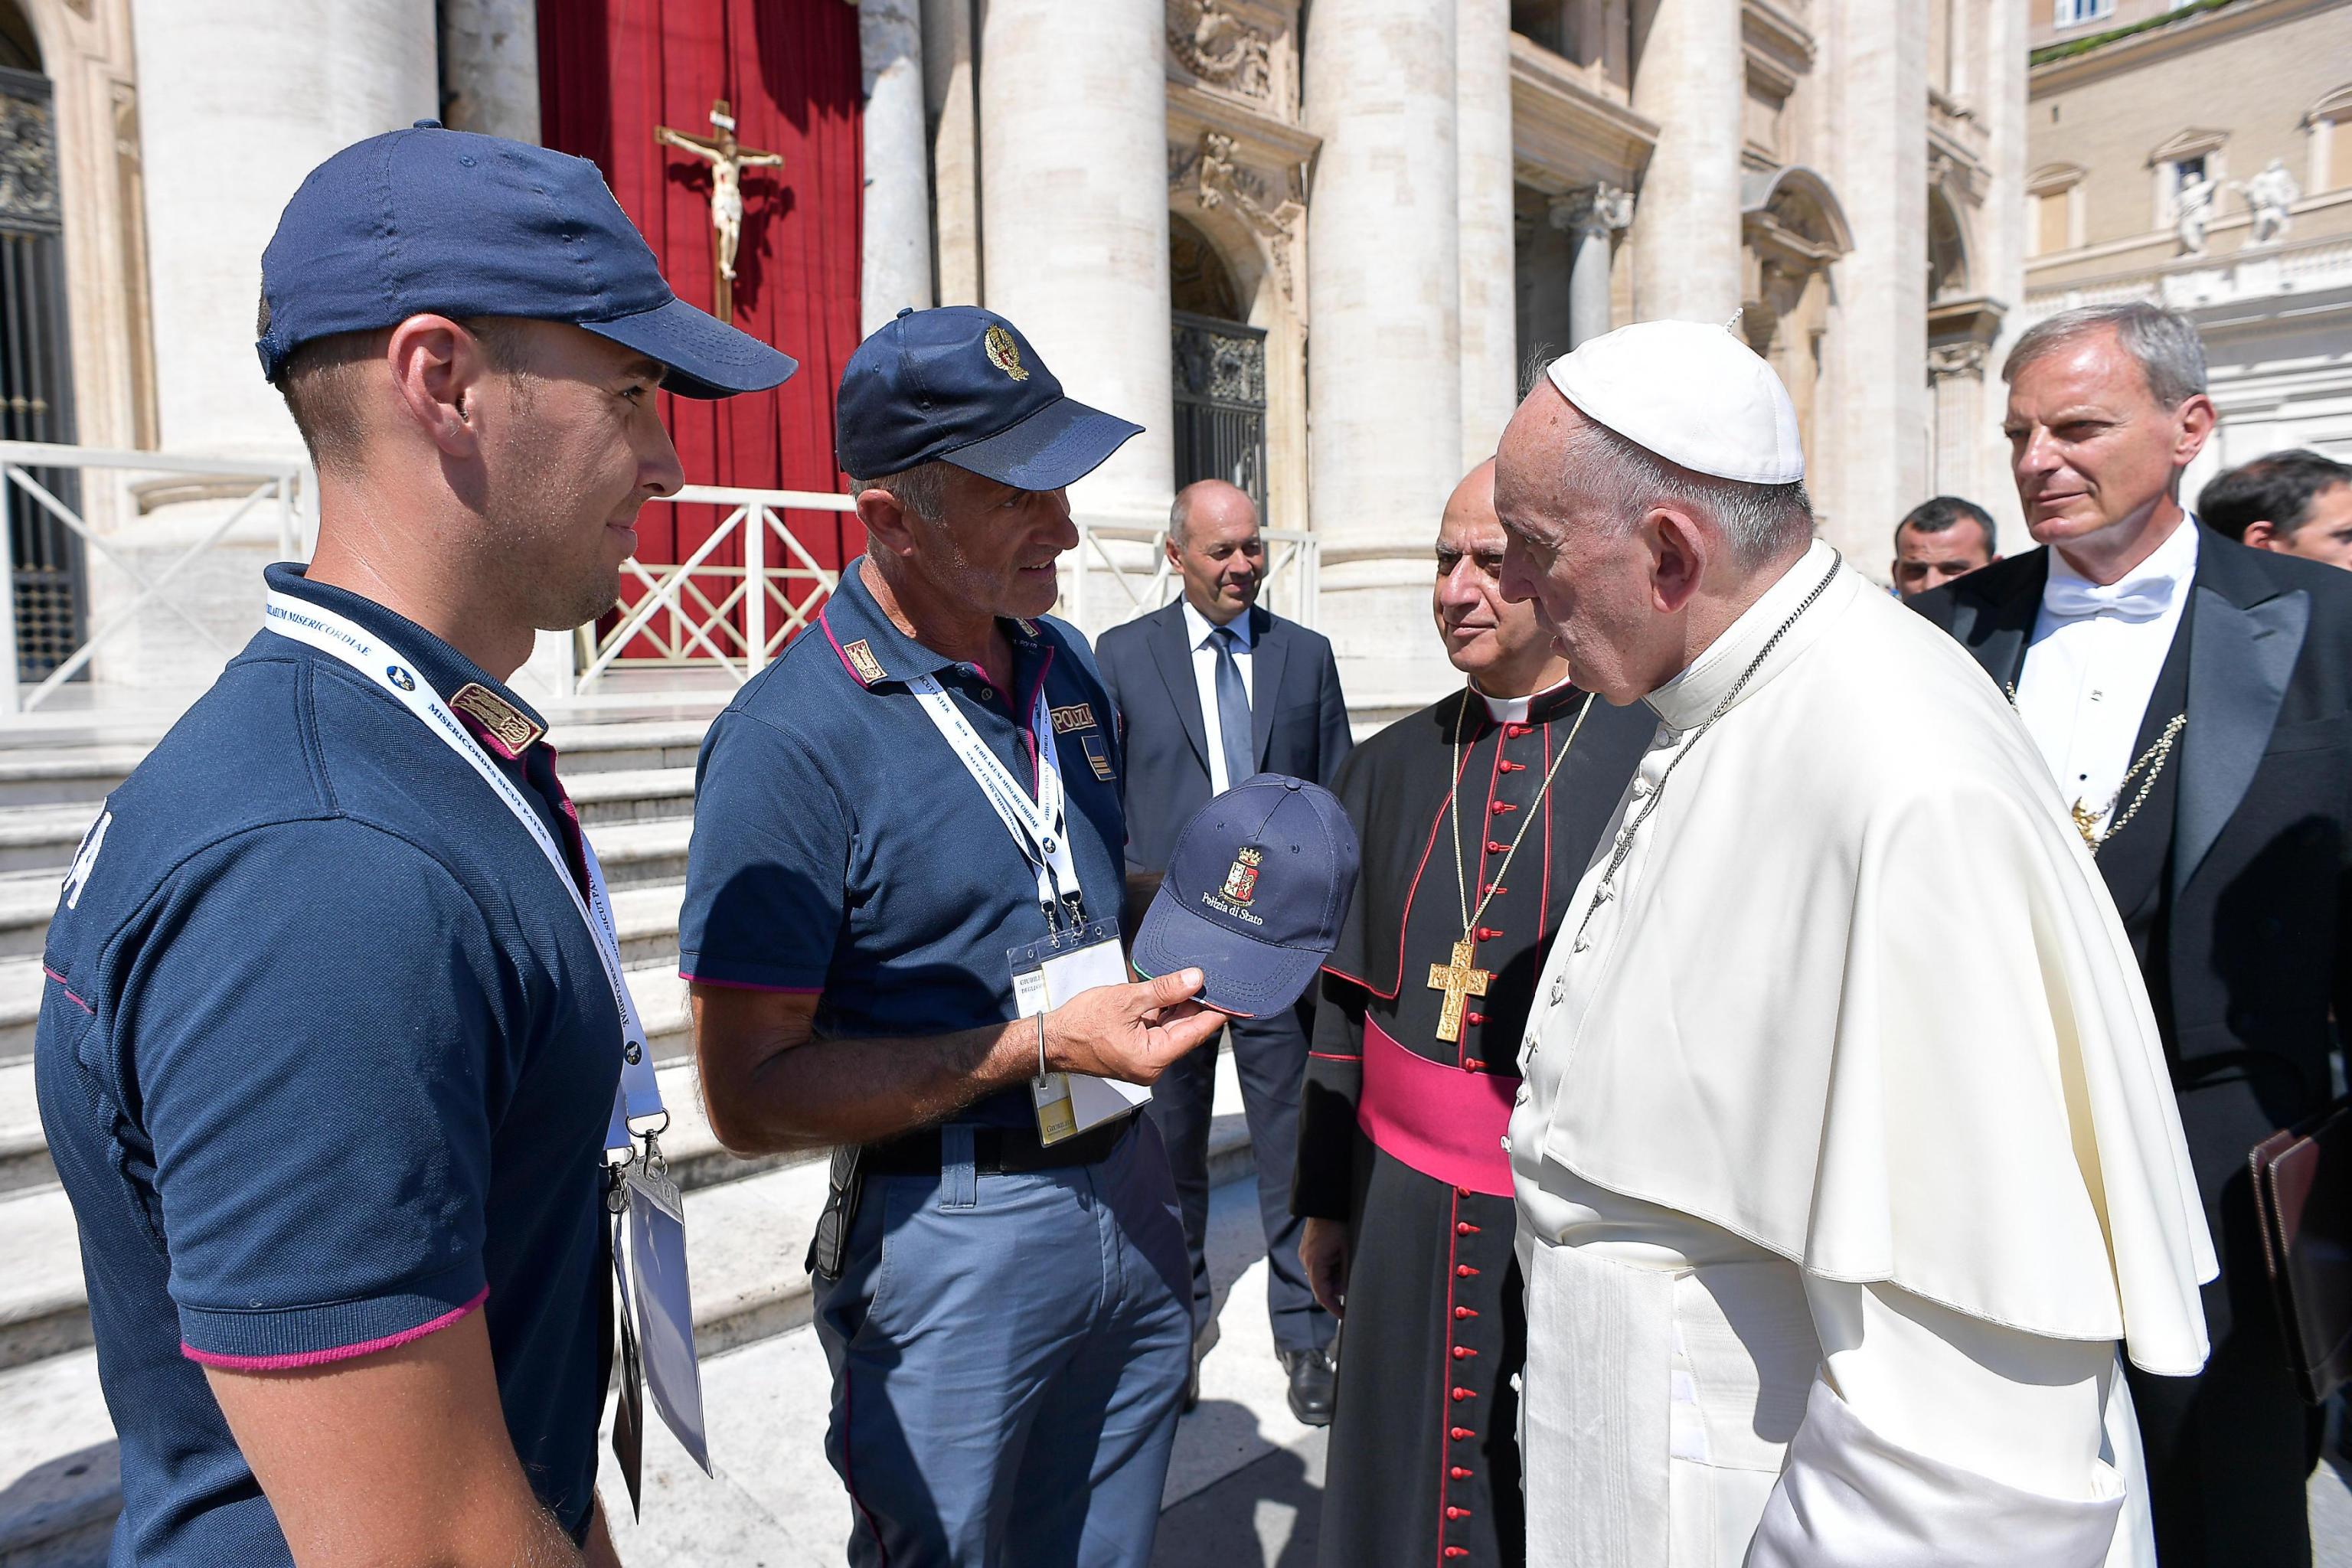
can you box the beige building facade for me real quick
[2026,0,2352,505]
[0,0,2030,720]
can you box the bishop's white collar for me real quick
[1477,671,1579,724]
[2040,513,2200,624]
[1645,537,1844,733]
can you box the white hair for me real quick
[847,461,952,527]
[2003,302,2207,408]
[1557,413,1815,568]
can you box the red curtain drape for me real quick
[537,0,864,589]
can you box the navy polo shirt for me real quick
[678,560,1125,1127]
[34,564,619,1564]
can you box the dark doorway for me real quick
[0,6,81,684]
[1168,217,1266,513]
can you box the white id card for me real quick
[626,1159,710,1476]
[1009,920,1148,1145]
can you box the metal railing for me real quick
[0,442,305,713]
[1062,523,1321,635]
[0,452,1327,710]
[575,485,854,694]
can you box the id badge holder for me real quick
[607,1172,645,1516]
[1008,916,1130,1145]
[625,1145,713,1476]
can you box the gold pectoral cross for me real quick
[1427,937,1493,1045]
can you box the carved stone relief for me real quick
[1167,0,1273,102]
[1927,340,1988,381]
[0,92,60,231]
[1171,129,1303,300]
[1549,183,1635,237]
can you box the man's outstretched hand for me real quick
[1044,969,1228,1086]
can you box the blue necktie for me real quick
[1210,625,1253,792]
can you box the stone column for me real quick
[1811,0,1929,566]
[438,0,540,142]
[978,0,1171,522]
[1306,0,1461,714]
[1554,184,1634,348]
[136,0,436,458]
[922,0,981,306]
[1627,0,1743,322]
[1973,0,2032,554]
[860,0,933,333]
[116,0,436,696]
[1456,0,1517,467]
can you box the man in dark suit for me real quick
[1912,301,2352,1567]
[1097,478,1353,1423]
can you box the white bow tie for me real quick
[2043,570,2175,622]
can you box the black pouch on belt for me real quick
[806,1143,865,1281]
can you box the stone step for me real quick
[565,766,694,826]
[0,751,148,812]
[544,718,711,776]
[0,1053,1253,1566]
[0,716,709,820]
[0,807,101,879]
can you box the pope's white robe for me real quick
[1508,540,2216,1568]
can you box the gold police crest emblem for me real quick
[1221,846,1263,904]
[985,325,1029,383]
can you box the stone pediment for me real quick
[1741,164,1853,263]
[2147,126,2227,166]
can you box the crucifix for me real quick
[1427,937,1492,1045]
[654,99,782,323]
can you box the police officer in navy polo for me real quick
[680,306,1226,1566]
[34,124,792,1565]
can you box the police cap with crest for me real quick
[256,121,797,400]
[1133,774,1361,1018]
[836,305,1145,491]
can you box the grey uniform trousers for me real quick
[814,1116,1193,1566]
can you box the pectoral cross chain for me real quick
[1427,937,1492,1044]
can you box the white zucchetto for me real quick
[1547,318,1806,485]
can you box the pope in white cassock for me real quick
[1491,321,2218,1567]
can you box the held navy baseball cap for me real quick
[256,121,797,399]
[836,305,1144,490]
[1132,775,1361,1018]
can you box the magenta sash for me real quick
[1354,1015,1518,1197]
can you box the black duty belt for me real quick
[862,1116,1130,1176]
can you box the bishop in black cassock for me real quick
[1292,462,1648,1568]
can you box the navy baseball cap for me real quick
[1133,775,1361,1018]
[256,121,796,399]
[836,306,1143,489]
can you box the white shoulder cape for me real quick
[1530,547,2216,1375]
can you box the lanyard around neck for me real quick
[261,590,665,1161]
[903,668,1085,929]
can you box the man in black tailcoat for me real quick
[1913,301,2352,1567]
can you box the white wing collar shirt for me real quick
[2014,517,2200,832]
[1182,599,1256,795]
[1507,541,2214,1568]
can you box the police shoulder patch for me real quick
[842,639,887,686]
[1050,701,1096,735]
[450,682,544,753]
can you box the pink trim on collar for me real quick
[181,1286,488,1372]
